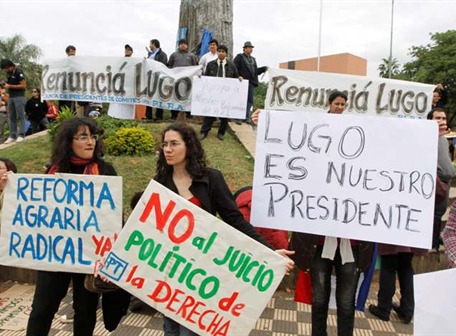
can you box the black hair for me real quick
[65,45,76,54]
[427,107,447,120]
[328,90,348,104]
[0,158,17,173]
[209,39,219,47]
[151,39,160,48]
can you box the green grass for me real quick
[0,121,255,218]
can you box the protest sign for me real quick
[0,174,123,273]
[99,179,287,336]
[266,68,435,119]
[0,284,34,331]
[251,110,438,249]
[191,76,248,119]
[41,57,202,112]
[414,268,456,335]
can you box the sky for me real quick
[1,0,455,78]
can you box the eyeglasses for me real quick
[161,141,183,149]
[73,134,99,142]
[32,90,38,93]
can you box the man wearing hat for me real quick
[167,39,198,119]
[234,41,267,124]
[0,59,27,144]
[200,44,241,141]
[124,44,133,57]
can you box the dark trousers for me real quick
[171,111,191,120]
[310,246,359,336]
[245,83,255,121]
[201,117,228,136]
[377,253,414,318]
[26,271,99,336]
[433,189,449,248]
[145,106,163,120]
[163,316,199,336]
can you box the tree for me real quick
[398,30,456,121]
[0,34,43,93]
[253,82,268,110]
[378,57,400,78]
[179,0,233,58]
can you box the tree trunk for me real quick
[179,0,233,59]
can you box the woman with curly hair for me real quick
[155,122,294,336]
[26,117,129,336]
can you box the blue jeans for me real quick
[310,246,360,336]
[7,96,26,138]
[245,83,255,121]
[163,316,199,336]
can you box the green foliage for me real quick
[398,30,456,121]
[104,127,155,156]
[378,57,401,78]
[47,106,75,142]
[253,82,268,109]
[0,34,43,92]
[95,115,139,139]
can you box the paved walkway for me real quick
[0,122,426,335]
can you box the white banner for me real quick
[251,110,438,249]
[99,179,287,336]
[41,56,202,112]
[414,268,456,335]
[266,68,435,119]
[0,174,123,273]
[191,76,248,119]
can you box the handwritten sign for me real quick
[0,174,123,273]
[414,268,456,335]
[251,110,438,249]
[41,57,202,111]
[266,68,435,119]
[0,284,34,331]
[191,76,248,119]
[100,179,287,336]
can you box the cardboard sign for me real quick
[266,68,435,119]
[191,76,248,119]
[0,174,123,273]
[100,179,287,336]
[251,110,438,249]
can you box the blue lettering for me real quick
[83,210,100,232]
[52,236,64,263]
[67,179,80,205]
[78,238,91,265]
[30,177,44,201]
[16,177,29,201]
[96,183,115,210]
[8,232,21,257]
[12,204,24,226]
[53,179,67,203]
[61,238,76,265]
[80,181,95,207]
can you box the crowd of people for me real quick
[0,36,454,336]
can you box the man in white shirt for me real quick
[198,39,219,73]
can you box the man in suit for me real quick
[233,41,267,124]
[200,45,242,141]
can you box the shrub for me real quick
[95,115,139,139]
[104,127,155,156]
[47,106,74,142]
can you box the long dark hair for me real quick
[51,117,104,172]
[155,122,208,181]
[0,158,17,173]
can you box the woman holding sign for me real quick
[252,91,375,336]
[155,121,295,336]
[25,117,129,336]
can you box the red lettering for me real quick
[218,291,245,317]
[199,309,217,330]
[186,301,206,324]
[92,235,119,256]
[231,303,245,317]
[92,235,104,255]
[140,193,176,231]
[168,209,194,243]
[148,280,171,302]
[177,295,197,319]
[166,288,185,313]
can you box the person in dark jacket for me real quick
[25,88,49,134]
[155,121,294,336]
[25,117,129,336]
[233,41,267,124]
[146,39,168,121]
[200,44,242,141]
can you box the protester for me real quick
[0,87,8,143]
[58,46,77,113]
[1,59,27,144]
[145,39,168,121]
[252,91,374,336]
[432,83,447,109]
[198,38,218,73]
[443,201,456,268]
[233,41,267,125]
[0,158,17,211]
[25,88,49,134]
[154,121,294,335]
[25,117,129,336]
[124,44,133,57]
[167,39,198,120]
[200,44,241,141]
[427,108,455,249]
